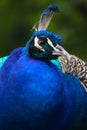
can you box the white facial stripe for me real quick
[34,36,45,52]
[47,38,60,53]
[47,38,55,49]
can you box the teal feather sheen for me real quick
[0,56,8,68]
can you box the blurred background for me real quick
[0,0,87,60]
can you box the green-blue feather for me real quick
[0,56,8,68]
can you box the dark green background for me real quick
[0,0,87,60]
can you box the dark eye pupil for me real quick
[38,36,48,46]
[38,40,46,46]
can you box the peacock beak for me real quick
[52,44,70,59]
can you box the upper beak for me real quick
[52,44,70,60]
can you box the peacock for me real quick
[0,5,87,130]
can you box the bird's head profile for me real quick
[26,5,63,61]
[27,30,63,61]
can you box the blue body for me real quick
[0,46,87,130]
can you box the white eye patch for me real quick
[34,36,45,52]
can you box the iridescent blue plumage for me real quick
[0,46,87,130]
[0,5,87,130]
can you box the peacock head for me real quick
[27,30,63,61]
[26,5,66,61]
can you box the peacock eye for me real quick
[38,39,47,46]
[34,36,46,52]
